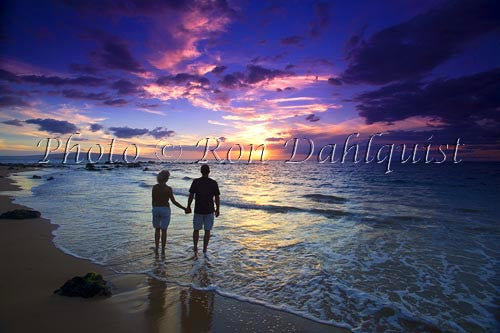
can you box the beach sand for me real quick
[0,166,348,333]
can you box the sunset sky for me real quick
[0,0,499,160]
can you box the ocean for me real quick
[5,160,499,332]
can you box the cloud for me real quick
[149,127,175,139]
[111,79,142,95]
[0,69,105,86]
[327,77,343,86]
[265,137,283,142]
[281,35,303,45]
[342,0,500,84]
[108,126,149,138]
[25,118,79,134]
[309,2,331,37]
[0,96,29,107]
[156,73,209,86]
[147,1,236,71]
[61,89,108,100]
[90,123,103,132]
[104,98,128,106]
[69,63,99,75]
[305,114,320,122]
[211,66,227,74]
[108,126,174,139]
[218,73,245,89]
[353,68,500,143]
[96,35,144,73]
[2,119,24,126]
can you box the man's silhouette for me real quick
[186,165,220,253]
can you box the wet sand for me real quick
[0,166,348,333]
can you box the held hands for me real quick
[185,207,192,214]
[215,209,220,217]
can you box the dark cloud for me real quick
[157,73,209,86]
[281,35,303,45]
[69,63,99,75]
[342,0,500,85]
[0,96,29,107]
[305,114,320,122]
[0,69,105,86]
[96,35,144,73]
[104,98,128,106]
[26,118,78,134]
[2,119,24,126]
[109,126,149,138]
[265,137,283,142]
[0,69,20,82]
[62,89,108,100]
[149,127,175,139]
[354,68,500,143]
[218,73,245,89]
[310,2,331,37]
[327,77,343,86]
[64,0,235,17]
[23,74,105,86]
[111,79,141,95]
[211,66,227,75]
[0,84,30,96]
[137,102,160,108]
[90,123,103,132]
[245,65,289,84]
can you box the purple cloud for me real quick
[0,96,29,107]
[90,123,103,132]
[149,127,175,139]
[26,118,78,134]
[342,0,500,84]
[109,126,149,138]
[305,114,320,122]
[2,119,24,126]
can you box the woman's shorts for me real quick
[152,206,171,229]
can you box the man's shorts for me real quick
[193,213,214,231]
[152,206,171,229]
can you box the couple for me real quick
[151,164,220,256]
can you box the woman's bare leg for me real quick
[154,228,160,254]
[161,229,167,255]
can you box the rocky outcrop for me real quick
[54,272,111,298]
[0,209,41,219]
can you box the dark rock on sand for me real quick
[54,272,111,298]
[32,175,42,179]
[143,167,149,171]
[47,176,54,181]
[0,209,41,219]
[85,163,96,171]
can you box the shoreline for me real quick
[0,165,348,333]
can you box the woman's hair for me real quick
[157,170,170,183]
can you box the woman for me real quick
[152,170,186,255]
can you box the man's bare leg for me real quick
[154,228,160,254]
[193,230,199,252]
[161,229,167,255]
[203,230,210,253]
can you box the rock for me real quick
[143,167,149,171]
[47,176,54,181]
[32,175,42,179]
[85,163,96,171]
[54,272,111,298]
[0,209,41,219]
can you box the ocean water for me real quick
[7,161,500,332]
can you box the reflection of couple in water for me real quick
[151,165,220,256]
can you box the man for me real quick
[186,164,220,254]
